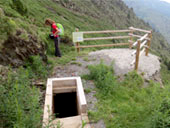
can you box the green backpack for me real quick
[56,23,64,36]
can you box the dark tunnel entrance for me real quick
[53,92,78,118]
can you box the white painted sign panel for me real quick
[73,32,84,43]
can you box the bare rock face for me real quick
[0,30,47,67]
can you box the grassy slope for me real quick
[0,0,170,49]
[85,63,170,128]
[1,0,170,67]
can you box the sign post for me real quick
[73,29,84,53]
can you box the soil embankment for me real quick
[0,31,46,67]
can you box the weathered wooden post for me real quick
[129,27,134,49]
[135,39,141,71]
[75,28,80,53]
[145,31,152,56]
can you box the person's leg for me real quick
[54,37,61,57]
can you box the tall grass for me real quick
[25,55,51,79]
[0,55,51,127]
[85,62,170,128]
[0,68,42,128]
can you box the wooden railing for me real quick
[73,28,132,52]
[129,27,152,71]
[72,27,152,71]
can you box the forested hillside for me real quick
[1,0,170,127]
[123,0,170,44]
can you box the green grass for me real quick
[160,64,170,85]
[25,55,51,79]
[1,0,170,128]
[84,62,170,128]
[83,57,90,62]
[84,88,92,94]
[0,55,51,128]
[0,67,42,128]
[0,0,148,54]
[54,51,77,65]
[1,0,170,68]
[70,61,82,66]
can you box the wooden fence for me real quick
[130,28,152,71]
[72,27,152,71]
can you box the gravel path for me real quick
[52,57,106,128]
[52,48,161,128]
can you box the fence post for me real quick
[135,39,141,71]
[145,31,152,56]
[129,27,133,49]
[75,28,80,53]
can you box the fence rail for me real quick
[72,27,152,71]
[83,29,131,34]
[130,31,152,71]
[75,43,129,48]
[84,36,131,41]
[129,27,151,33]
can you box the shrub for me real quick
[0,17,17,37]
[25,55,49,79]
[85,63,170,128]
[7,18,17,34]
[45,38,55,56]
[60,35,73,45]
[122,71,144,87]
[87,62,114,82]
[86,62,115,91]
[11,0,28,16]
[0,68,42,128]
[152,91,170,128]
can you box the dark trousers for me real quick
[54,37,61,57]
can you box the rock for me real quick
[0,8,4,16]
[89,49,161,79]
[32,81,45,86]
[91,120,106,128]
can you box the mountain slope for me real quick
[123,0,170,44]
[1,0,170,67]
[49,0,170,70]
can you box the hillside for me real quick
[1,0,170,128]
[123,0,170,44]
[1,0,170,68]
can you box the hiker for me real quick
[45,18,61,57]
